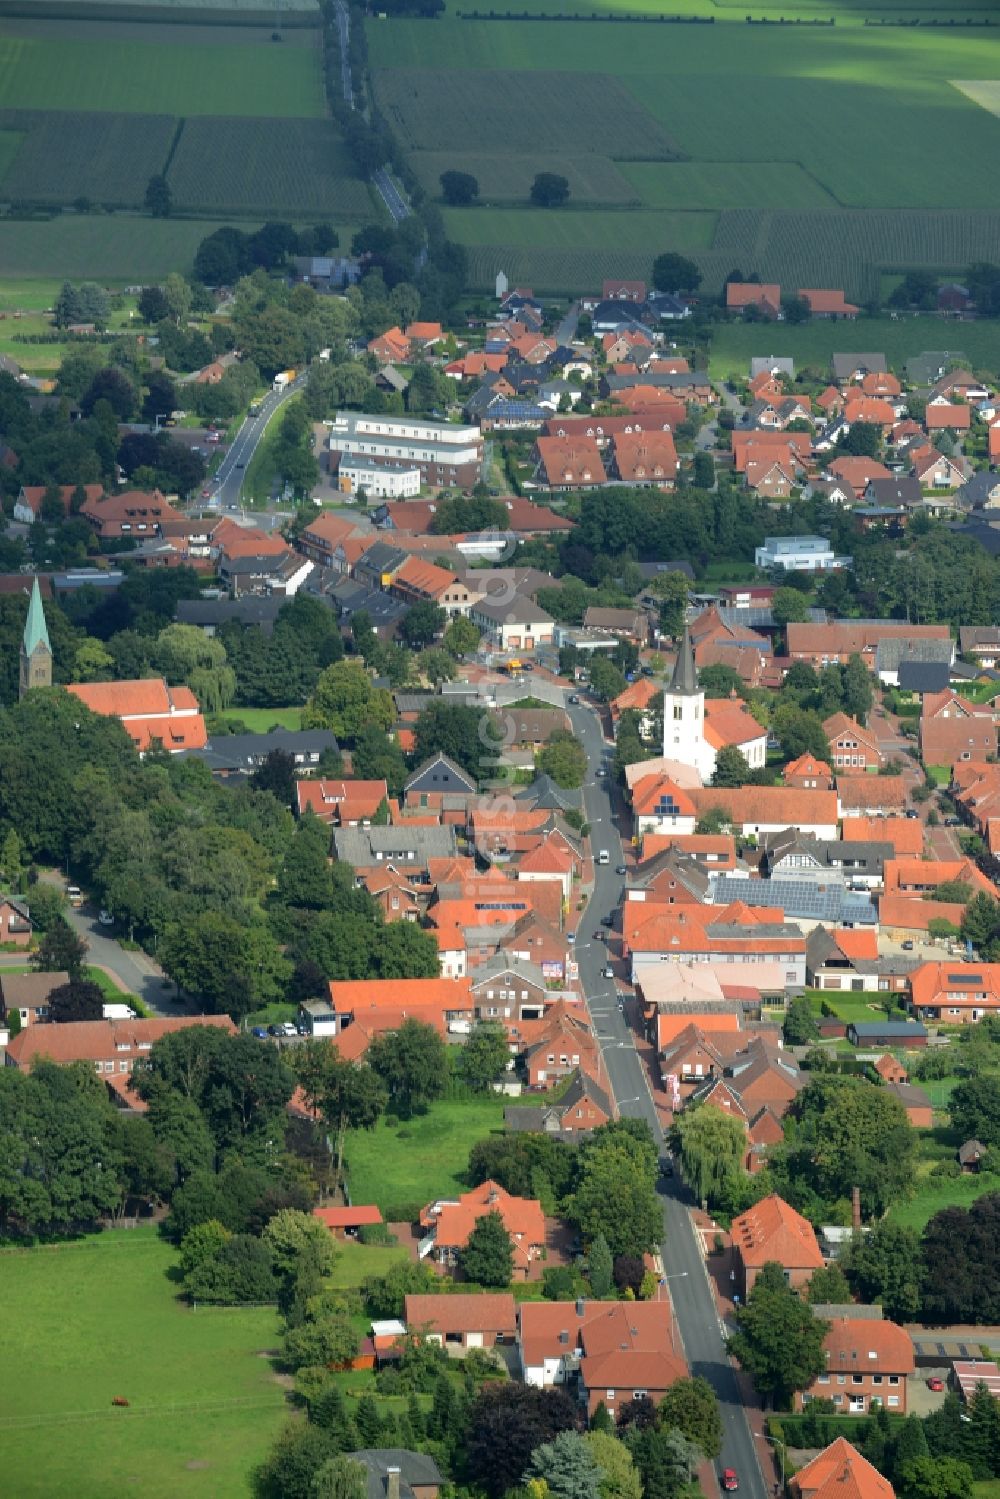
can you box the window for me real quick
[888,1376,900,1386]
[606,1390,615,1402]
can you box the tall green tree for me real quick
[367,1018,448,1116]
[527,1431,602,1499]
[658,1377,722,1460]
[458,1024,511,1090]
[461,1209,515,1288]
[294,1042,387,1182]
[672,1105,747,1208]
[841,1222,923,1323]
[727,1262,828,1408]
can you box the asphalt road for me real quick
[334,0,413,227]
[213,376,305,510]
[565,697,768,1499]
[57,899,183,1016]
[374,166,412,225]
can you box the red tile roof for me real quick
[791,1437,895,1499]
[313,1205,383,1228]
[731,1193,823,1270]
[405,1293,516,1335]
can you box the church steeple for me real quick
[669,624,698,693]
[19,578,52,699]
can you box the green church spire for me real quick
[23,577,50,657]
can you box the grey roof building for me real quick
[333,825,458,866]
[186,727,338,776]
[352,1450,442,1499]
[711,874,877,925]
[832,353,886,380]
[516,772,583,813]
[898,661,951,695]
[176,595,285,636]
[874,636,954,674]
[404,753,477,797]
[905,351,969,386]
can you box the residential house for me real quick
[0,893,31,948]
[583,606,649,645]
[783,754,834,791]
[66,678,207,754]
[755,536,848,572]
[609,432,678,489]
[959,1139,988,1171]
[14,483,103,524]
[731,1193,824,1297]
[886,1082,934,1128]
[909,962,1000,1025]
[469,595,555,652]
[333,825,459,876]
[505,1068,614,1137]
[920,689,998,766]
[368,326,411,364]
[926,401,971,433]
[959,626,1000,666]
[404,1293,516,1349]
[518,1299,686,1417]
[836,775,908,816]
[799,289,859,319]
[533,436,606,491]
[404,754,477,815]
[841,817,924,856]
[469,956,551,1023]
[80,489,181,541]
[727,283,781,317]
[624,900,808,987]
[684,785,840,839]
[910,446,967,491]
[800,1318,914,1415]
[0,969,70,1026]
[874,1054,908,1084]
[807,927,914,994]
[832,354,887,382]
[4,1014,236,1110]
[822,712,885,769]
[826,456,893,499]
[352,1451,442,1499]
[418,1180,545,1279]
[518,1001,602,1088]
[296,778,388,826]
[790,1438,895,1499]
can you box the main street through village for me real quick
[566,696,768,1499]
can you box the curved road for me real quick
[566,696,768,1499]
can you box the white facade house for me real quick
[338,458,421,500]
[470,596,555,651]
[661,627,716,783]
[755,535,850,572]
[327,411,483,486]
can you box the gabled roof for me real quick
[791,1437,895,1499]
[731,1192,823,1270]
[405,1292,515,1335]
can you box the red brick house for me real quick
[823,712,885,770]
[518,1299,687,1417]
[799,1318,914,1415]
[419,1181,545,1280]
[313,1204,384,1240]
[791,1438,895,1499]
[0,893,32,948]
[731,1193,824,1297]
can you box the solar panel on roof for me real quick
[949,973,980,983]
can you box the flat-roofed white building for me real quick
[327,412,484,488]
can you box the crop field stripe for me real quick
[167,117,378,218]
[411,151,640,206]
[0,33,324,115]
[0,109,177,205]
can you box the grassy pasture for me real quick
[707,315,1000,379]
[413,151,638,206]
[372,67,679,157]
[888,1164,1000,1232]
[0,109,175,206]
[0,1229,285,1499]
[0,30,323,115]
[216,707,304,732]
[168,117,376,218]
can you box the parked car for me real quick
[602,965,614,979]
[902,939,914,951]
[905,808,919,819]
[616,864,627,875]
[569,694,579,704]
[251,1027,268,1039]
[267,1024,283,1037]
[596,766,608,778]
[66,884,83,906]
[98,909,114,927]
[280,1022,297,1037]
[945,817,961,827]
[927,1377,945,1392]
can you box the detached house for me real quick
[518,1299,686,1417]
[823,712,884,771]
[731,1192,824,1297]
[799,1318,914,1414]
[418,1181,545,1279]
[791,1438,895,1499]
[727,282,781,318]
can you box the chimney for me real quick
[386,1469,401,1499]
[851,1186,861,1232]
[575,1298,585,1319]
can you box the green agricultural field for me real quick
[371,14,1000,292]
[414,151,638,207]
[373,67,679,157]
[0,109,176,207]
[707,315,1000,379]
[343,1095,506,1217]
[0,30,324,116]
[0,1229,285,1499]
[443,206,715,251]
[0,214,250,282]
[168,117,376,219]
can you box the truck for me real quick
[272,369,296,391]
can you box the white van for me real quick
[597,850,610,865]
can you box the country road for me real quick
[213,375,306,511]
[566,695,769,1499]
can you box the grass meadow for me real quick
[707,315,1000,378]
[343,1095,508,1217]
[0,216,248,283]
[0,1229,285,1499]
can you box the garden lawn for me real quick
[805,990,896,1024]
[327,1239,412,1289]
[0,1228,286,1499]
[344,1095,507,1217]
[887,1166,1000,1232]
[217,707,304,732]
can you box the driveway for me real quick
[38,878,182,1016]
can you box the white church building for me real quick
[662,627,767,783]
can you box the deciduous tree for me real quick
[727,1261,828,1408]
